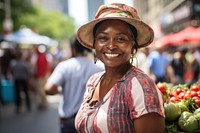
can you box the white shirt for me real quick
[47,57,104,118]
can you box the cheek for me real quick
[123,45,134,55]
[94,42,106,48]
[94,42,104,52]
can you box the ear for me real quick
[131,46,135,55]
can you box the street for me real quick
[0,95,60,133]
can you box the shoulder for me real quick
[124,67,152,84]
[87,72,104,84]
[56,58,78,67]
[130,68,156,92]
[120,67,158,99]
[122,68,164,118]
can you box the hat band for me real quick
[97,9,133,19]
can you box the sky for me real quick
[68,0,134,26]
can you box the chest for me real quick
[78,87,134,133]
[92,79,118,101]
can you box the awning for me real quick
[3,27,58,46]
[169,26,200,45]
[152,26,200,47]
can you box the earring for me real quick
[130,54,134,64]
[94,53,97,64]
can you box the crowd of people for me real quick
[134,44,200,86]
[0,2,200,133]
[1,44,52,112]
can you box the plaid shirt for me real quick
[75,66,164,133]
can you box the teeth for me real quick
[105,53,119,57]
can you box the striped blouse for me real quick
[75,66,164,133]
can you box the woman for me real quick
[75,3,165,133]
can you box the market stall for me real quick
[157,82,200,133]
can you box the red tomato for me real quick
[184,91,192,99]
[157,83,166,93]
[190,85,200,92]
[172,91,178,97]
[178,92,186,100]
[197,91,200,96]
[176,88,183,95]
[169,92,174,97]
[195,98,200,107]
[169,96,179,103]
[191,90,198,97]
[192,96,200,100]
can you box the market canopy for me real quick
[152,26,200,47]
[3,27,58,46]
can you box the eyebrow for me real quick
[96,32,131,37]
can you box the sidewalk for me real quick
[0,95,60,133]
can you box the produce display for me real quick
[157,82,200,133]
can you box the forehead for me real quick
[95,19,131,34]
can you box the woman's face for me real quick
[94,19,135,68]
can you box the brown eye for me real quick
[96,35,109,43]
[115,36,128,43]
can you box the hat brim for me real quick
[77,17,154,49]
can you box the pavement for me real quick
[0,94,61,133]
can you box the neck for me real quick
[104,62,132,80]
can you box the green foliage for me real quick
[18,7,75,40]
[165,121,179,133]
[0,0,37,32]
[0,0,76,41]
[184,98,199,113]
[171,84,189,92]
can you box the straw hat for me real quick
[77,3,154,49]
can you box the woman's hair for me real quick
[93,19,139,52]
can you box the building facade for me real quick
[134,0,200,40]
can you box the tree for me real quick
[0,0,37,33]
[0,0,76,41]
[18,7,76,40]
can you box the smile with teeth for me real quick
[105,53,119,58]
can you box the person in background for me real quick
[147,44,175,84]
[75,3,165,133]
[133,47,150,75]
[35,45,49,109]
[170,46,187,85]
[10,50,31,113]
[184,47,200,85]
[44,36,103,133]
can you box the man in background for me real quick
[44,36,103,133]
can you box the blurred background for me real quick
[0,0,200,133]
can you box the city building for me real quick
[31,0,103,26]
[135,0,200,40]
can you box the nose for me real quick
[106,38,116,50]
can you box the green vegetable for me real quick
[177,101,190,113]
[193,108,200,120]
[165,121,179,133]
[178,111,199,132]
[193,108,200,128]
[184,98,198,113]
[164,102,181,121]
[171,84,188,92]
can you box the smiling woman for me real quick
[75,3,165,133]
[94,19,135,68]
